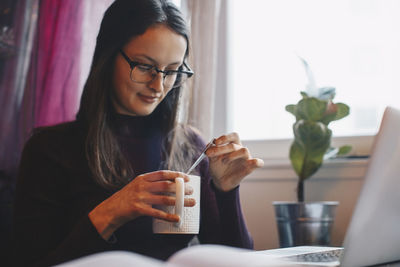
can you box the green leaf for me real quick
[292,120,331,180]
[297,97,327,121]
[285,104,297,118]
[333,103,350,121]
[300,91,309,98]
[289,140,305,177]
[294,121,331,155]
[337,145,352,155]
[300,159,323,182]
[320,112,337,125]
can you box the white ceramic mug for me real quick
[152,175,200,234]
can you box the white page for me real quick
[167,244,294,267]
[56,251,164,267]
[57,245,312,267]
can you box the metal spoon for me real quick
[185,138,216,174]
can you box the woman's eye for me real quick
[136,64,153,72]
[165,67,180,74]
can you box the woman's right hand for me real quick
[89,170,195,240]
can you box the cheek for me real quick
[113,65,127,92]
[112,63,135,101]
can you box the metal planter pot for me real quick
[273,201,339,248]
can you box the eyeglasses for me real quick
[119,50,194,89]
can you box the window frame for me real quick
[212,0,376,163]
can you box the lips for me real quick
[138,94,160,103]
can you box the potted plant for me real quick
[273,58,351,247]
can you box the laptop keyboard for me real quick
[285,248,343,263]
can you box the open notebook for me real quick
[57,244,293,267]
[258,106,400,266]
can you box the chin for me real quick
[119,101,160,116]
[132,107,157,117]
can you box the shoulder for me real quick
[22,120,86,163]
[27,120,84,146]
[32,120,83,137]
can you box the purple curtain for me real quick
[33,0,83,127]
[0,0,83,177]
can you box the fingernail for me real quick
[173,215,180,222]
[187,186,193,194]
[191,199,196,206]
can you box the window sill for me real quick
[244,157,369,181]
[242,135,375,160]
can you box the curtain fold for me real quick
[0,0,84,178]
[32,0,83,127]
[181,0,222,141]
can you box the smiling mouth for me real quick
[138,94,160,103]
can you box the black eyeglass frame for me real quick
[119,49,194,86]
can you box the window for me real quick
[226,0,400,158]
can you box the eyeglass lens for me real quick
[130,67,189,88]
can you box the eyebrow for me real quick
[132,54,182,67]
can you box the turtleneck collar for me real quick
[112,113,164,138]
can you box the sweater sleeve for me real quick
[194,136,254,249]
[13,130,113,267]
[211,182,254,248]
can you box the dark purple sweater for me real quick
[13,115,253,267]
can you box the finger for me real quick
[220,147,251,164]
[214,132,242,146]
[146,207,180,222]
[241,158,264,177]
[140,170,189,182]
[185,185,194,195]
[184,198,196,207]
[146,194,196,207]
[212,157,264,192]
[147,181,194,195]
[147,195,176,206]
[249,158,265,168]
[249,158,264,168]
[147,180,175,193]
[206,142,241,157]
[217,160,261,191]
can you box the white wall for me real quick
[239,158,368,250]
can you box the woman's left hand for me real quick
[206,133,264,192]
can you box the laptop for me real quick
[258,106,400,266]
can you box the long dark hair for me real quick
[76,0,197,190]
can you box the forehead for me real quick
[122,24,187,65]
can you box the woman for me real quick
[13,0,264,266]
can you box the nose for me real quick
[148,72,164,93]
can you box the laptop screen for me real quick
[341,106,400,266]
